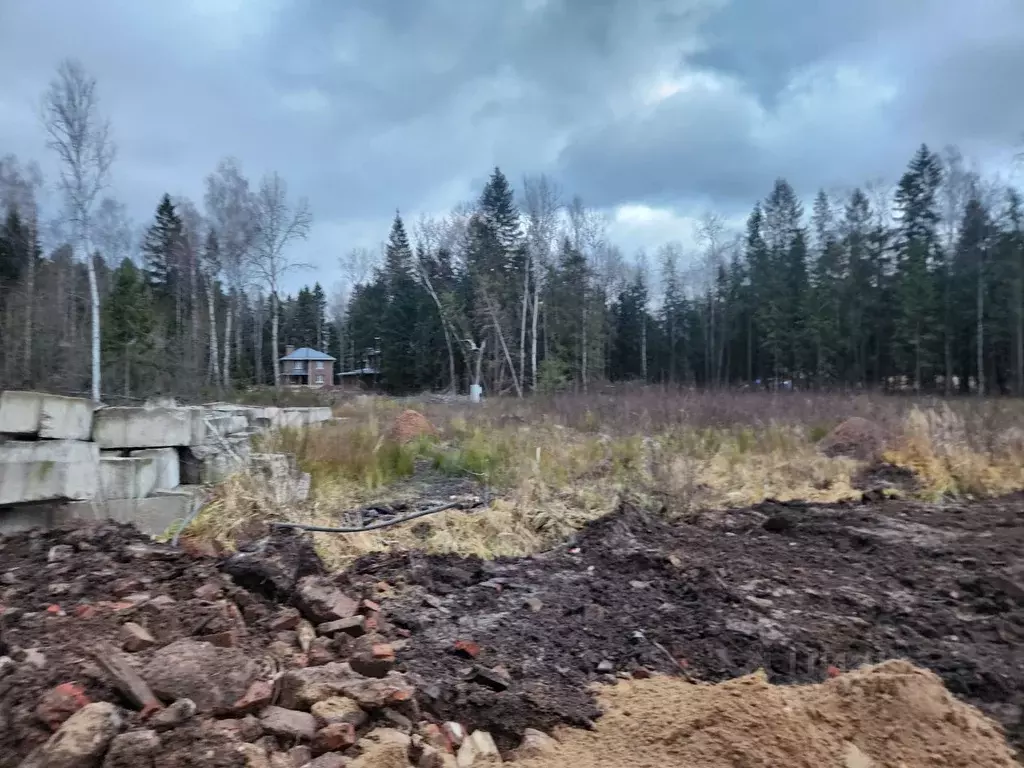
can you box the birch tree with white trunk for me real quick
[251,171,312,388]
[204,157,256,390]
[41,59,115,402]
[521,175,560,391]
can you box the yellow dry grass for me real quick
[183,395,1024,568]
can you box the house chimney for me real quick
[285,345,295,357]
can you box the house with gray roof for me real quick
[279,346,335,387]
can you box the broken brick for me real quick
[360,599,381,614]
[314,722,356,753]
[45,604,64,616]
[73,604,97,619]
[36,682,91,730]
[441,722,465,748]
[317,615,366,637]
[267,608,302,632]
[453,640,480,660]
[233,681,275,714]
[203,630,239,648]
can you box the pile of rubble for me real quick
[0,522,519,767]
[0,391,328,536]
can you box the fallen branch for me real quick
[270,499,479,534]
[92,642,164,716]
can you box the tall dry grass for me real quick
[187,390,1024,567]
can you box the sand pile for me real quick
[387,409,437,444]
[819,417,888,461]
[515,660,1016,768]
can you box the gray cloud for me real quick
[1,0,1021,289]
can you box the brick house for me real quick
[279,346,335,387]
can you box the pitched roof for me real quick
[280,347,336,361]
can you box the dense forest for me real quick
[2,61,1023,399]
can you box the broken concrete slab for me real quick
[0,391,93,440]
[92,406,192,449]
[99,456,159,500]
[130,448,180,490]
[0,494,193,536]
[0,440,99,505]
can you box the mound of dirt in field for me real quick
[819,417,889,461]
[387,409,437,445]
[516,661,1017,768]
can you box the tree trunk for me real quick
[1016,269,1023,396]
[207,274,220,386]
[443,324,456,394]
[86,250,101,402]
[519,263,528,390]
[23,222,35,385]
[254,296,263,386]
[222,290,233,390]
[977,252,984,396]
[272,291,281,388]
[234,300,242,382]
[123,352,130,399]
[641,314,648,382]
[484,292,522,397]
[190,253,199,372]
[531,280,540,392]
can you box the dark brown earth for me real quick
[351,494,1024,752]
[0,493,1022,765]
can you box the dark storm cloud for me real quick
[1,0,1021,282]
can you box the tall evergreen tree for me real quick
[103,258,155,397]
[379,212,423,393]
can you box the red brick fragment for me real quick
[453,640,480,660]
[36,682,90,730]
[73,604,97,619]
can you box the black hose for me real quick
[269,500,473,533]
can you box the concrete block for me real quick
[99,456,159,500]
[130,448,180,490]
[0,440,99,504]
[0,494,192,536]
[92,407,192,449]
[273,407,333,430]
[180,443,247,485]
[0,391,93,439]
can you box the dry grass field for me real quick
[187,389,1024,567]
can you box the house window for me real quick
[316,375,324,384]
[316,361,324,370]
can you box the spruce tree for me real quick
[103,258,155,397]
[379,212,423,393]
[141,194,182,292]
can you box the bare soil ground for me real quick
[0,492,1021,765]
[350,493,1024,751]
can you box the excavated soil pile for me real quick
[516,661,1018,768]
[818,416,889,461]
[1,492,1022,766]
[351,494,1024,752]
[387,410,438,445]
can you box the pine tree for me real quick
[103,258,155,397]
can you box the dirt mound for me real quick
[352,496,1024,753]
[819,417,888,461]
[387,409,437,445]
[517,661,1017,768]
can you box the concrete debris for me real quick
[456,730,502,767]
[142,639,259,713]
[259,705,318,741]
[19,702,122,768]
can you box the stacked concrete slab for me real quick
[0,391,331,535]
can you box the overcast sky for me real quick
[1,0,1023,292]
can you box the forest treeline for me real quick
[1,60,1022,399]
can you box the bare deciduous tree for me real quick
[42,59,115,401]
[205,157,256,390]
[522,175,560,391]
[251,171,312,388]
